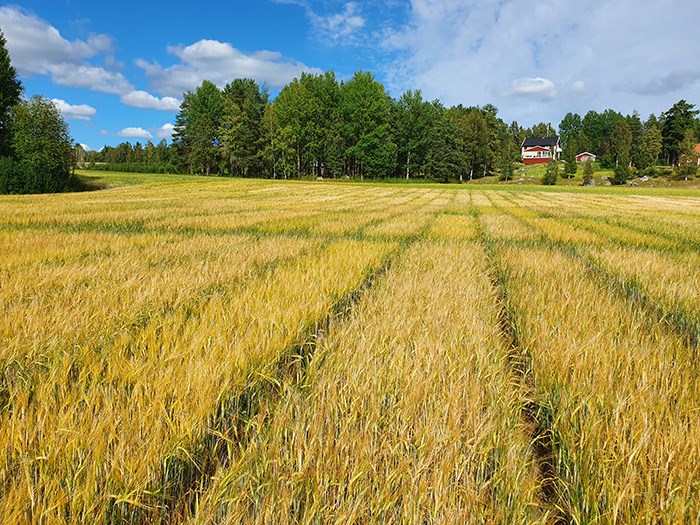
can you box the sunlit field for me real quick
[1,173,699,523]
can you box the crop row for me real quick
[1,179,699,523]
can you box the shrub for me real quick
[582,159,595,186]
[3,96,74,194]
[641,166,657,178]
[542,160,559,185]
[612,164,630,185]
[0,157,48,194]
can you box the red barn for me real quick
[521,137,561,164]
[576,152,597,163]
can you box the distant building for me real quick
[576,152,597,163]
[521,137,561,164]
[680,144,700,167]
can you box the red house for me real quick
[521,137,561,164]
[576,152,597,163]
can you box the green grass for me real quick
[75,169,200,188]
[75,167,700,197]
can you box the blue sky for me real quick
[1,0,699,151]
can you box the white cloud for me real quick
[120,90,180,111]
[571,81,587,94]
[511,78,556,100]
[0,6,183,113]
[79,143,92,151]
[137,39,322,97]
[156,123,175,140]
[0,7,113,74]
[117,127,153,139]
[51,99,97,121]
[274,1,366,45]
[309,2,366,43]
[0,6,131,94]
[380,0,700,125]
[48,63,132,94]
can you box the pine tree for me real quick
[563,144,578,179]
[425,111,465,183]
[173,81,223,175]
[638,124,662,172]
[661,100,698,164]
[0,30,23,156]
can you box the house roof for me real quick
[576,152,596,158]
[522,136,559,148]
[694,143,700,155]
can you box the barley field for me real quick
[1,174,699,524]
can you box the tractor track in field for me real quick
[487,192,700,357]
[472,200,572,524]
[108,208,442,525]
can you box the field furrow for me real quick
[493,242,700,522]
[2,179,699,523]
[192,236,543,524]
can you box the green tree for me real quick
[220,78,268,176]
[425,109,465,182]
[498,141,515,181]
[627,111,644,168]
[460,109,491,180]
[611,125,633,184]
[393,89,432,179]
[339,71,396,179]
[676,128,698,180]
[259,103,295,179]
[542,159,559,185]
[563,145,578,178]
[4,95,74,193]
[645,113,659,130]
[608,119,632,167]
[582,109,624,158]
[612,164,631,185]
[218,96,243,175]
[0,30,22,156]
[527,122,554,138]
[661,100,699,165]
[558,112,583,151]
[509,120,526,153]
[582,158,595,186]
[637,124,663,171]
[173,80,223,175]
[302,71,341,177]
[274,75,319,176]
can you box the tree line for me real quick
[80,139,177,174]
[553,102,699,182]
[2,21,699,194]
[86,70,698,184]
